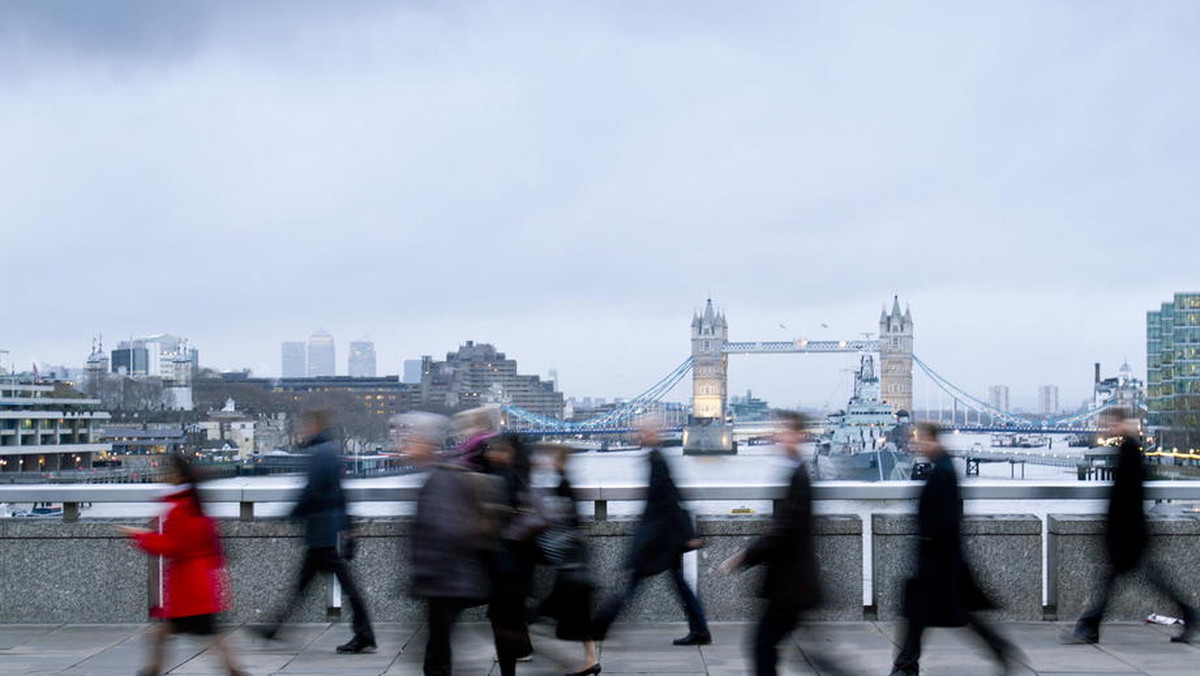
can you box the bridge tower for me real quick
[879,296,913,414]
[685,299,734,454]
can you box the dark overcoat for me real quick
[741,460,822,613]
[410,464,496,601]
[1106,436,1148,571]
[904,451,992,627]
[291,431,349,550]
[626,448,694,577]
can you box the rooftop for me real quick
[0,621,1192,676]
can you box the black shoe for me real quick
[336,635,377,654]
[1060,627,1098,644]
[885,671,917,676]
[248,625,278,642]
[672,631,712,646]
[565,664,601,676]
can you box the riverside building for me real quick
[0,382,111,473]
[1147,292,1200,449]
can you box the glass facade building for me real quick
[1147,293,1200,449]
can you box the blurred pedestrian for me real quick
[719,412,852,676]
[402,412,505,676]
[886,422,1016,676]
[119,452,245,676]
[255,409,375,654]
[591,419,710,646]
[1064,407,1197,644]
[535,447,600,676]
[481,435,546,676]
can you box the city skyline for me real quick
[3,2,1199,410]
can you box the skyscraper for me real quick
[307,330,336,377]
[348,341,377,378]
[1147,293,1200,448]
[402,359,423,384]
[1037,385,1060,416]
[987,385,1010,412]
[282,342,306,378]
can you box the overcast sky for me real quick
[2,1,1198,410]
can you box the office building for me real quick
[402,359,423,384]
[1,382,111,473]
[1147,293,1200,448]
[1037,384,1060,416]
[307,330,336,377]
[418,341,563,419]
[987,385,1010,412]
[349,341,377,378]
[281,342,307,378]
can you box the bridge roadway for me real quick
[0,620,1195,676]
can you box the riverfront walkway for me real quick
[0,621,1195,676]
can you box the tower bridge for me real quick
[500,297,1119,444]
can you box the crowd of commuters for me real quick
[120,407,1194,676]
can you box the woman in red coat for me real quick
[119,453,244,676]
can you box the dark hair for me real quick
[915,421,942,442]
[167,452,205,510]
[502,433,533,484]
[775,410,809,432]
[1102,406,1133,423]
[301,408,333,431]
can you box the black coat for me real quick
[1107,436,1148,571]
[741,460,821,613]
[904,451,992,627]
[291,431,349,550]
[410,464,498,601]
[626,448,695,577]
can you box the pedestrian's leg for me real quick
[424,598,464,676]
[207,632,243,676]
[144,621,172,676]
[892,620,924,675]
[581,639,598,670]
[330,553,374,641]
[669,563,709,635]
[967,613,1017,671]
[266,549,320,634]
[751,612,796,676]
[795,618,854,676]
[1075,565,1118,638]
[591,573,643,640]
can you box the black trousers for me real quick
[893,614,1011,676]
[592,561,708,640]
[1078,558,1194,634]
[274,547,373,640]
[753,609,853,676]
[425,598,476,676]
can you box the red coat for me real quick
[132,488,229,619]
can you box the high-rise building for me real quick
[402,359,423,384]
[1037,385,1060,416]
[307,330,336,377]
[281,342,306,378]
[418,341,563,418]
[1147,293,1200,448]
[879,296,914,414]
[987,385,1010,412]
[348,341,377,378]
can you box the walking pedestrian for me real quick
[885,422,1017,676]
[719,412,853,676]
[119,452,245,676]
[591,420,710,646]
[480,435,545,676]
[254,409,375,654]
[400,412,505,676]
[536,446,600,676]
[1063,407,1197,644]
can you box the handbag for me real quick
[536,525,581,566]
[506,486,551,543]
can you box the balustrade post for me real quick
[63,502,80,522]
[594,500,608,521]
[239,501,254,521]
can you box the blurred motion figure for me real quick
[591,418,710,646]
[256,409,375,654]
[120,452,245,676]
[719,412,852,676]
[1064,407,1197,644]
[886,422,1016,676]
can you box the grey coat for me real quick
[410,463,500,601]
